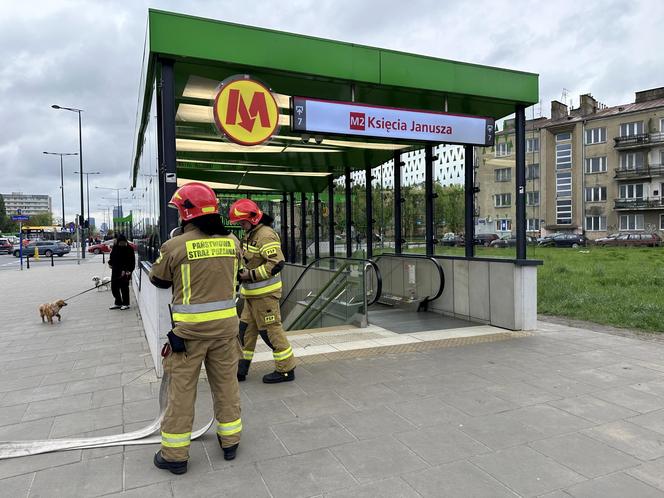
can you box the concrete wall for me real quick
[132,263,172,377]
[429,258,538,331]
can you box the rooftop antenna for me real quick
[561,88,569,105]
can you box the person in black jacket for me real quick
[108,233,135,310]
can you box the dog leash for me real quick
[63,285,103,302]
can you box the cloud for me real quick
[0,0,661,224]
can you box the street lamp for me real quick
[52,104,85,258]
[73,171,101,230]
[42,151,78,228]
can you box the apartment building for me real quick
[476,87,664,239]
[1,192,52,216]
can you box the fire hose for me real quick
[0,372,214,460]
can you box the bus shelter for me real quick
[130,9,540,368]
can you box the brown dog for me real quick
[39,299,68,324]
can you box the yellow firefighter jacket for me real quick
[149,224,241,340]
[240,223,285,299]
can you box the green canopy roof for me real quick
[132,9,539,193]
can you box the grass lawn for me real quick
[374,245,664,333]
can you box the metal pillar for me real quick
[328,176,335,258]
[281,193,288,261]
[515,105,527,260]
[289,192,296,263]
[424,145,435,256]
[59,156,65,228]
[394,152,403,254]
[464,145,475,258]
[365,165,373,258]
[345,166,352,258]
[313,191,320,260]
[300,193,307,265]
[159,59,179,240]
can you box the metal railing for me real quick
[614,164,664,179]
[614,132,664,148]
[614,197,664,210]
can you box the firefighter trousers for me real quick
[161,334,242,462]
[239,296,296,372]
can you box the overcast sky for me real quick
[1,0,661,225]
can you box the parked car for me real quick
[490,234,516,248]
[538,233,586,248]
[0,238,13,254]
[87,239,137,254]
[596,233,661,247]
[473,233,499,246]
[440,233,464,247]
[14,241,71,257]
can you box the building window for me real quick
[619,184,644,199]
[556,132,572,142]
[495,168,512,182]
[620,152,645,170]
[494,193,512,207]
[527,163,540,180]
[556,199,573,224]
[556,142,572,170]
[526,191,540,206]
[620,214,644,230]
[526,138,540,152]
[585,156,607,173]
[495,219,512,231]
[585,127,607,145]
[556,171,572,197]
[495,142,512,157]
[527,218,541,231]
[585,186,607,202]
[660,213,664,230]
[620,121,644,137]
[585,216,606,231]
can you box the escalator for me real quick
[280,257,381,331]
[369,253,473,333]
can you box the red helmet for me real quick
[229,199,262,225]
[169,182,219,221]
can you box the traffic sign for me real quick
[11,215,29,221]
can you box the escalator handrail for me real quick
[281,256,382,306]
[371,253,445,303]
[364,259,382,307]
[287,261,351,331]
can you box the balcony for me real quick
[614,132,664,149]
[614,164,664,180]
[614,197,664,210]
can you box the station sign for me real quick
[11,215,29,221]
[213,76,280,146]
[291,97,495,146]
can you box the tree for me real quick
[434,184,465,234]
[0,194,6,232]
[25,212,54,227]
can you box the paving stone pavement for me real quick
[3,261,664,496]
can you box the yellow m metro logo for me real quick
[213,77,279,146]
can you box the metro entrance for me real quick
[130,9,541,373]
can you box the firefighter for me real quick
[229,198,296,383]
[149,182,242,475]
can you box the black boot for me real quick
[153,450,187,474]
[237,359,251,382]
[217,435,239,461]
[262,368,295,384]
